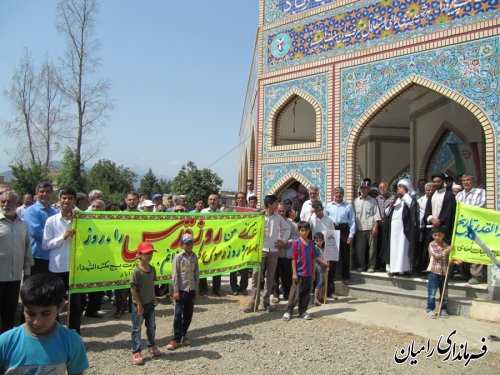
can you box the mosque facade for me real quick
[239,0,499,210]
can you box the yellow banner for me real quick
[451,203,500,265]
[69,212,264,293]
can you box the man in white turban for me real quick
[381,179,420,275]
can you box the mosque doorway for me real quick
[354,83,486,192]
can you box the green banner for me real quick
[69,212,264,293]
[451,202,500,265]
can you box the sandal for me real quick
[148,345,162,357]
[133,352,144,365]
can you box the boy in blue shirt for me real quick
[283,221,320,321]
[0,273,89,374]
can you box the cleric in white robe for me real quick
[382,179,420,275]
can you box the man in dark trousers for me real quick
[421,173,457,271]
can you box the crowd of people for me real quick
[0,172,489,369]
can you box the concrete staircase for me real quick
[339,271,490,317]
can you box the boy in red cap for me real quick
[167,233,200,350]
[130,242,161,365]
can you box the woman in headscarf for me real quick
[383,179,420,276]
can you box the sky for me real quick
[0,0,259,190]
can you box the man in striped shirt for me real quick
[455,174,486,284]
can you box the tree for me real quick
[10,162,51,196]
[85,159,137,203]
[57,0,112,183]
[56,147,85,190]
[3,51,66,168]
[157,178,172,195]
[4,50,38,164]
[170,161,223,207]
[138,168,160,196]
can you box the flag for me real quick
[448,143,482,185]
[451,202,500,265]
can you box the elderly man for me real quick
[200,194,223,296]
[300,186,323,222]
[456,174,486,284]
[23,182,59,275]
[310,201,337,297]
[0,191,33,333]
[325,187,356,285]
[382,180,419,276]
[353,181,381,273]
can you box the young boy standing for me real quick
[313,232,329,306]
[283,221,320,321]
[426,227,453,319]
[167,233,199,350]
[0,273,89,374]
[130,242,162,365]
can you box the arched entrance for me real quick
[347,77,495,208]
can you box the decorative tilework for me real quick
[263,73,328,157]
[430,132,462,174]
[265,0,338,24]
[261,160,327,200]
[264,0,498,71]
[339,37,499,205]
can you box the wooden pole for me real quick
[437,258,452,317]
[323,265,329,304]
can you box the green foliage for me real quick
[56,147,85,190]
[157,178,171,195]
[170,161,222,207]
[138,168,160,196]
[85,159,137,203]
[10,162,51,196]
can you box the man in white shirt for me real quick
[246,179,255,201]
[353,181,381,272]
[244,195,289,313]
[300,186,324,222]
[42,187,83,334]
[456,173,486,284]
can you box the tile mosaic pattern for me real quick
[263,73,328,157]
[430,132,462,175]
[264,0,498,71]
[339,37,499,202]
[261,160,327,199]
[265,0,338,23]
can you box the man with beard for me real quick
[381,180,420,276]
[422,173,457,271]
[0,190,33,333]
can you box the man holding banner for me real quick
[244,195,289,313]
[455,174,487,285]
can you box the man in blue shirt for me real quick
[23,182,59,275]
[325,187,356,288]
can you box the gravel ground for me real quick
[74,291,500,375]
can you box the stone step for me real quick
[347,282,473,316]
[349,271,489,298]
